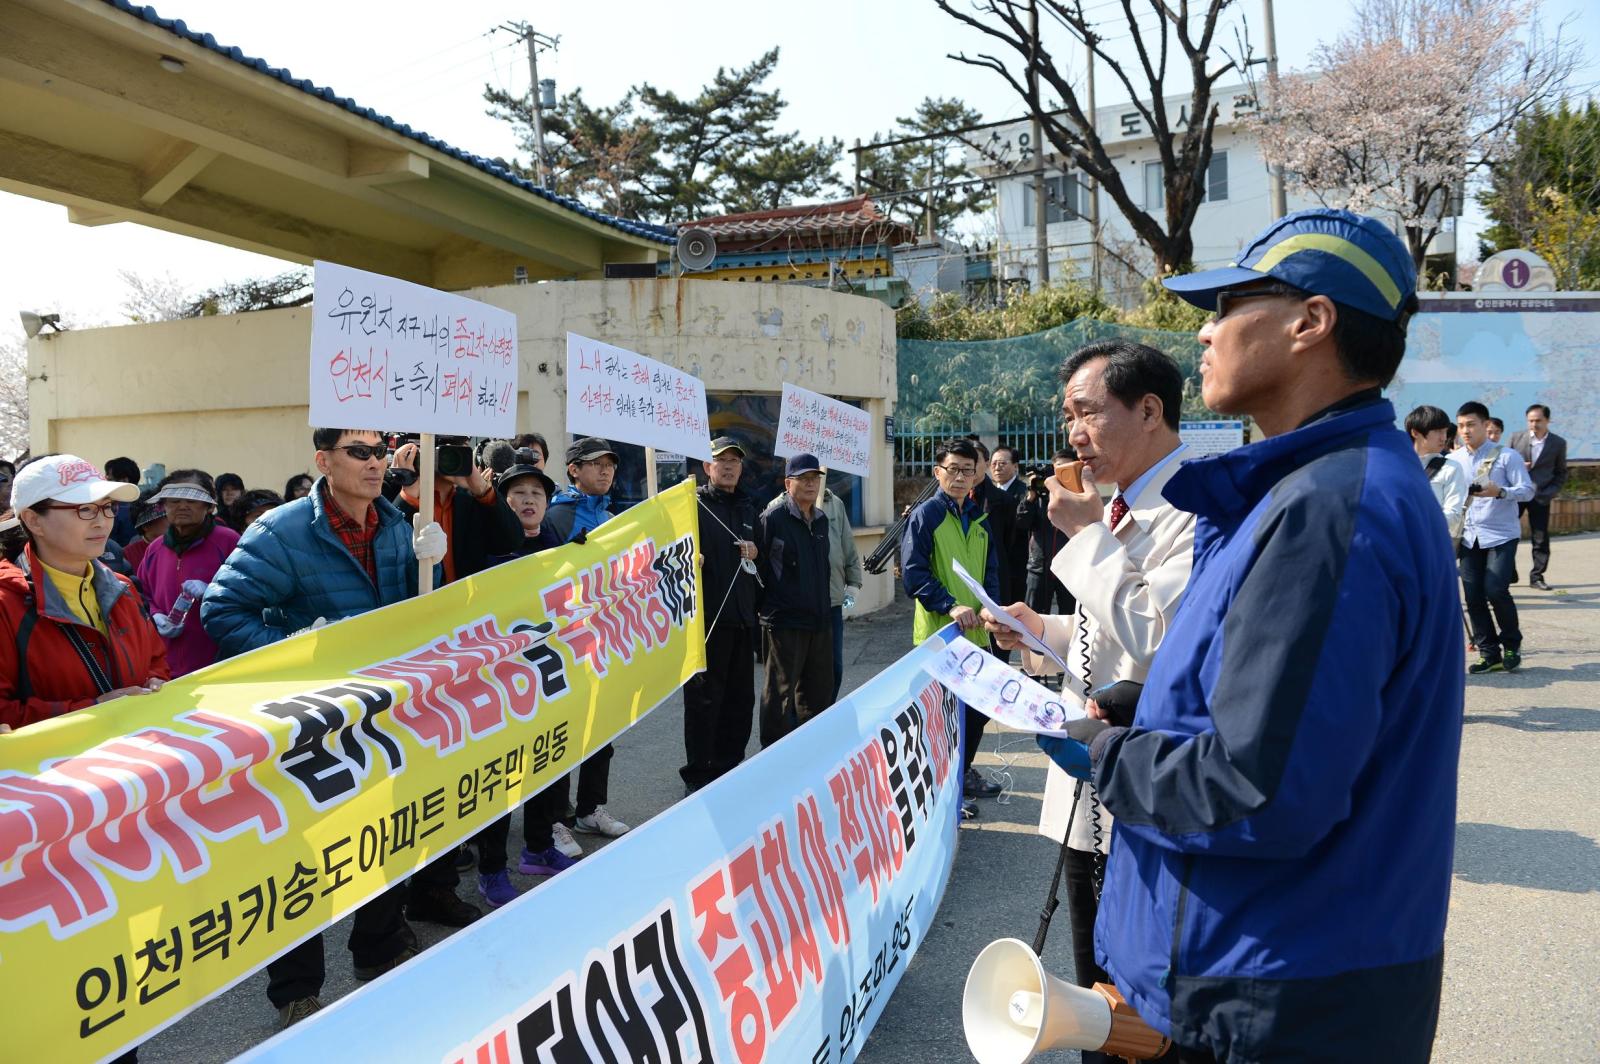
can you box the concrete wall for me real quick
[28,276,902,611]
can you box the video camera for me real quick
[384,434,475,486]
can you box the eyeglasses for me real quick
[938,464,979,478]
[1212,283,1308,322]
[326,444,388,462]
[43,501,119,521]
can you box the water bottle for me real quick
[155,579,208,638]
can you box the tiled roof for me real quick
[101,0,675,245]
[687,196,915,248]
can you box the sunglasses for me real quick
[326,444,388,462]
[1213,283,1309,322]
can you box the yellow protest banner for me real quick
[0,479,704,1062]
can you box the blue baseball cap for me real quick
[784,453,822,477]
[1163,208,1417,322]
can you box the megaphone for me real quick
[676,228,718,272]
[963,939,1171,1063]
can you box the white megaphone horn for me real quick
[962,939,1171,1064]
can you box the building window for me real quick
[1145,152,1228,208]
[1144,162,1164,210]
[1203,151,1229,202]
[1021,174,1087,225]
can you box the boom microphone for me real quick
[963,939,1170,1063]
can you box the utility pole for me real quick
[1085,38,1101,292]
[1029,1,1050,287]
[1261,0,1287,220]
[499,22,559,190]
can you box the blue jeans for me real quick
[1459,540,1521,657]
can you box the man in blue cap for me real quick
[1036,209,1463,1061]
[754,453,834,745]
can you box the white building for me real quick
[969,84,1319,300]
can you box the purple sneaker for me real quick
[518,846,577,876]
[477,870,522,908]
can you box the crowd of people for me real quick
[0,206,1577,1062]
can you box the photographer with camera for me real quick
[390,438,522,585]
[1015,450,1080,622]
[388,436,522,924]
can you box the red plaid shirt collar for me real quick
[321,482,379,583]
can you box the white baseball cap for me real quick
[12,455,140,512]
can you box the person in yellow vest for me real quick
[901,437,1000,820]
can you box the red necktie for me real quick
[1108,493,1130,530]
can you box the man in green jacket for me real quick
[900,437,1001,819]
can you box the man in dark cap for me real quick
[1036,209,1461,1062]
[543,436,632,839]
[754,453,834,746]
[681,437,762,791]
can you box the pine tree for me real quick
[859,97,992,240]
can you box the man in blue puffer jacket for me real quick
[201,427,448,1030]
[1040,210,1463,1062]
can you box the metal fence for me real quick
[894,415,1071,479]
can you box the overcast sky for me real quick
[4,0,1597,338]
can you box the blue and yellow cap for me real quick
[1163,208,1417,322]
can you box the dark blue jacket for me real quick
[1090,397,1463,1061]
[756,496,831,630]
[201,481,427,657]
[899,492,1000,613]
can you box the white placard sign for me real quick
[1179,420,1246,458]
[774,382,872,477]
[565,333,712,461]
[309,260,518,436]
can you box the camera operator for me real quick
[1015,450,1079,622]
[387,437,522,925]
[982,342,1194,1062]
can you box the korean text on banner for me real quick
[566,333,712,460]
[776,382,873,476]
[0,481,704,1064]
[310,260,518,437]
[242,630,968,1064]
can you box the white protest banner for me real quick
[566,333,712,461]
[775,382,873,476]
[309,261,518,437]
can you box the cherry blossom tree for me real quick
[1252,0,1578,274]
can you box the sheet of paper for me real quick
[950,559,1070,674]
[924,637,1085,736]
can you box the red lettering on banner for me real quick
[828,744,904,905]
[359,619,553,754]
[0,712,283,936]
[796,793,850,947]
[690,868,766,1063]
[757,824,825,1020]
[543,541,688,677]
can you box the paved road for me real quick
[142,534,1600,1061]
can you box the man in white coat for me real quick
[984,339,1196,1063]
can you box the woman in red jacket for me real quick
[0,454,169,730]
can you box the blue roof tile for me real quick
[101,0,675,246]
